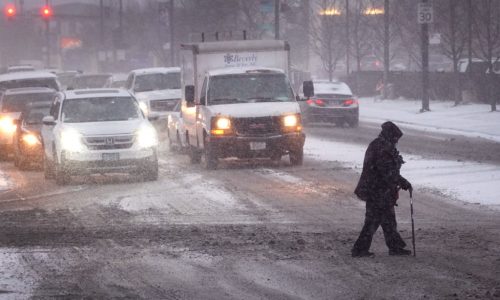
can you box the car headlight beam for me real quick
[215,117,231,130]
[136,125,158,148]
[60,129,85,152]
[0,117,17,134]
[283,114,298,127]
[22,133,40,146]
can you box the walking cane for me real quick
[409,189,416,257]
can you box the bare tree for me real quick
[434,0,468,105]
[473,0,500,111]
[310,0,346,81]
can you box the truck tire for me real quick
[188,145,201,164]
[289,147,304,166]
[202,138,218,170]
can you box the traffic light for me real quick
[4,3,16,20]
[40,5,53,20]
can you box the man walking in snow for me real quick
[351,121,413,257]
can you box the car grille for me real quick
[233,116,281,137]
[150,99,179,112]
[84,134,135,150]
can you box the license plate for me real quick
[249,142,266,150]
[102,153,119,161]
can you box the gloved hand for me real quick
[400,178,412,192]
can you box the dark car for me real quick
[300,81,359,127]
[13,102,52,169]
[0,87,57,159]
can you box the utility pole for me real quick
[45,0,50,67]
[274,0,280,40]
[467,0,472,65]
[345,0,350,76]
[419,0,431,112]
[382,0,389,99]
[99,0,104,72]
[169,0,175,66]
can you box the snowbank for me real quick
[305,137,500,206]
[359,98,500,142]
[0,170,11,192]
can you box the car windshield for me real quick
[0,78,59,91]
[134,73,181,92]
[72,75,111,89]
[62,97,141,123]
[1,93,55,113]
[25,106,50,125]
[208,73,294,105]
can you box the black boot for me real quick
[351,249,375,258]
[389,248,411,256]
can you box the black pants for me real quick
[352,201,406,252]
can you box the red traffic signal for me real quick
[4,3,16,19]
[40,5,53,19]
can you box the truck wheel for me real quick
[202,140,218,170]
[188,145,201,164]
[44,156,55,179]
[289,147,304,166]
[270,152,282,162]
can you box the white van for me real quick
[180,40,305,169]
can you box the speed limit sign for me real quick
[417,3,433,24]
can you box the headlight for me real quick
[138,101,149,116]
[283,115,298,127]
[0,117,16,134]
[282,114,302,132]
[215,117,231,130]
[60,129,85,152]
[22,133,40,146]
[136,125,158,148]
[211,117,233,135]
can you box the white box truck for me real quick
[180,40,306,169]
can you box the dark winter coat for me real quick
[354,122,411,208]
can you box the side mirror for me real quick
[185,85,195,107]
[42,115,56,126]
[303,81,314,98]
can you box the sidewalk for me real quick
[304,99,500,207]
[359,98,500,142]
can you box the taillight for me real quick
[315,99,325,106]
[306,99,314,105]
[343,99,358,106]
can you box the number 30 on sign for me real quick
[417,3,433,24]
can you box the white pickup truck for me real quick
[180,40,305,169]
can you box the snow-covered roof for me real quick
[64,88,131,100]
[313,81,352,96]
[0,71,57,82]
[208,67,285,76]
[130,67,180,76]
[3,87,56,95]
